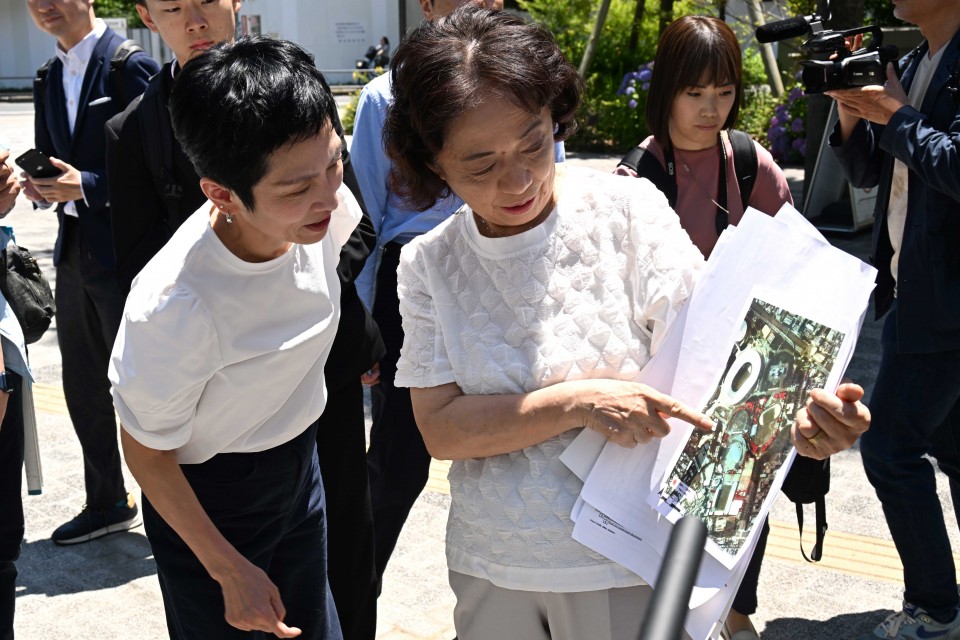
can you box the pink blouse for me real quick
[615,133,793,258]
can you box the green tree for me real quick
[864,0,899,26]
[520,0,716,151]
[96,0,145,28]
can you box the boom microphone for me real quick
[756,16,813,43]
[637,517,708,640]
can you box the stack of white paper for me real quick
[561,205,877,640]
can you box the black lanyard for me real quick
[664,133,730,236]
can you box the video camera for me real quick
[756,12,899,94]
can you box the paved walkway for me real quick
[4,106,960,639]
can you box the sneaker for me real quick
[51,494,141,545]
[859,602,960,639]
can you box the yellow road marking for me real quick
[425,457,960,583]
[38,381,951,584]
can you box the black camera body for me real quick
[800,25,900,94]
[756,14,899,94]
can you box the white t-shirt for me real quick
[887,45,946,284]
[110,185,361,464]
[395,165,705,592]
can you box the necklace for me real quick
[475,214,504,237]
[674,148,730,216]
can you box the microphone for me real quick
[756,16,813,43]
[637,517,708,640]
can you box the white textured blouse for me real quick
[395,165,705,592]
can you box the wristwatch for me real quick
[0,371,14,394]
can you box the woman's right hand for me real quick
[216,557,302,638]
[579,380,714,448]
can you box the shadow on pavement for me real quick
[762,608,894,639]
[16,530,157,597]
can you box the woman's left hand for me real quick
[216,557,302,638]
[793,382,870,460]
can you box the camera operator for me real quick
[828,3,960,639]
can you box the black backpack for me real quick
[35,39,144,109]
[618,129,758,228]
[129,70,183,234]
[781,455,830,563]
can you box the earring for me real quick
[219,208,234,224]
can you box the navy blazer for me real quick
[33,27,159,269]
[831,28,960,354]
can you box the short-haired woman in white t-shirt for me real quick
[109,38,359,640]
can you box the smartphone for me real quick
[15,148,61,179]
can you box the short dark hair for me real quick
[383,6,582,212]
[168,36,340,211]
[645,16,743,150]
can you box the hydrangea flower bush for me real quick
[767,84,807,164]
[617,61,654,111]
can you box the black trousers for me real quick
[732,516,770,615]
[143,422,341,640]
[366,242,432,582]
[56,218,127,509]
[316,379,377,640]
[0,373,25,640]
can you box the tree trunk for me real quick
[658,0,675,37]
[628,0,646,54]
[802,0,865,205]
[578,0,614,78]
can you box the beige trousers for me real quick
[449,570,679,640]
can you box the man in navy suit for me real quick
[22,0,158,545]
[829,2,960,639]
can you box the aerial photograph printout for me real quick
[657,298,844,558]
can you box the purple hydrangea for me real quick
[766,80,808,164]
[617,60,654,106]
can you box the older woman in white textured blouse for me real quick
[384,7,870,640]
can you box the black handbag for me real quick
[781,454,830,562]
[0,240,56,344]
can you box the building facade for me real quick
[0,0,411,90]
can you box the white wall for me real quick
[238,0,401,84]
[0,2,63,90]
[0,0,403,89]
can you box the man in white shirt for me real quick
[23,0,158,546]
